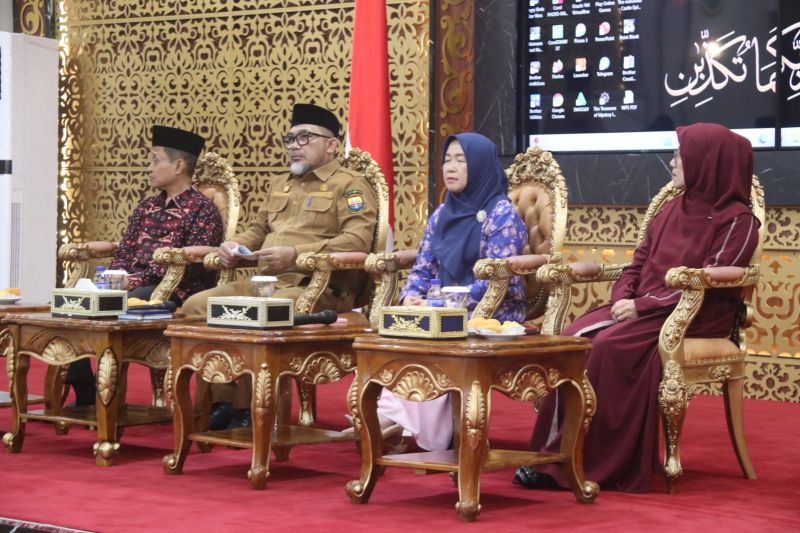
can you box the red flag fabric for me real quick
[348,0,395,229]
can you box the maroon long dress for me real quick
[530,123,761,492]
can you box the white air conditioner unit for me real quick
[0,32,58,303]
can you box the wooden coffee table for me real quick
[161,316,372,489]
[1,312,182,465]
[1,304,49,409]
[345,334,598,522]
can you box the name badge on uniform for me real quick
[345,190,366,213]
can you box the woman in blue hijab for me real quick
[400,132,527,320]
[377,133,528,452]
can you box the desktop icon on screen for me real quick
[552,0,563,4]
[553,93,564,107]
[623,55,635,69]
[552,59,564,74]
[530,26,541,41]
[552,25,564,39]
[530,0,540,6]
[575,23,587,38]
[599,22,611,36]
[531,94,541,109]
[530,61,541,75]
[576,92,587,106]
[623,90,634,104]
[575,57,587,72]
[598,57,611,71]
[623,19,636,34]
[599,92,610,105]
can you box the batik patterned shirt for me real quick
[400,198,528,323]
[109,186,224,302]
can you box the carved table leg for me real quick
[164,366,194,475]
[193,377,213,453]
[271,376,293,462]
[248,362,278,490]
[559,371,598,504]
[45,364,70,435]
[3,344,28,453]
[150,367,167,408]
[296,380,317,426]
[346,379,383,504]
[455,380,489,522]
[93,347,121,466]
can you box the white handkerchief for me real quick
[234,245,254,256]
[75,278,100,291]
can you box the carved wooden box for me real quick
[379,305,467,339]
[51,289,128,319]
[207,296,294,329]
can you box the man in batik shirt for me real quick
[67,125,224,406]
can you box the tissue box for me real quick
[379,306,467,339]
[51,288,127,319]
[207,296,294,329]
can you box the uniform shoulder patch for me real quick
[344,189,366,213]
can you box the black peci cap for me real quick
[152,125,205,157]
[290,103,340,137]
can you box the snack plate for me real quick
[476,328,525,340]
[0,296,22,304]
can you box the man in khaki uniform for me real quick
[182,103,378,428]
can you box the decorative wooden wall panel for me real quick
[57,0,430,255]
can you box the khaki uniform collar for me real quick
[304,158,341,183]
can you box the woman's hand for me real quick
[402,295,425,306]
[610,299,638,322]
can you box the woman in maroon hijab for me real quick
[515,123,761,493]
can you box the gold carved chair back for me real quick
[193,151,240,242]
[505,147,568,320]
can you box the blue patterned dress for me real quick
[399,198,527,323]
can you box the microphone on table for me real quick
[293,309,338,326]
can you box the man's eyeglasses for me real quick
[281,131,332,148]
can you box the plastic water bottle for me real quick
[426,278,444,307]
[93,265,109,289]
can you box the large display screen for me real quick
[779,1,800,147]
[521,0,783,151]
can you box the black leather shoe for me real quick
[227,408,251,429]
[208,402,234,431]
[513,465,559,489]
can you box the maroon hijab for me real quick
[636,123,757,296]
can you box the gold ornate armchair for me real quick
[55,151,239,407]
[365,146,568,331]
[536,176,765,492]
[199,148,389,426]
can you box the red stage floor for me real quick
[0,360,798,532]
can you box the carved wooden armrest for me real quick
[361,250,419,328]
[471,254,549,319]
[59,241,120,288]
[658,265,759,367]
[150,247,219,302]
[58,241,119,261]
[201,250,241,286]
[535,261,627,285]
[664,265,759,290]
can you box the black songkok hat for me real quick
[151,125,205,158]
[290,103,340,137]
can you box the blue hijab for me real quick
[430,133,509,286]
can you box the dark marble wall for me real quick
[472,0,800,206]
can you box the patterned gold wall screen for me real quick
[55,0,798,402]
[57,0,430,257]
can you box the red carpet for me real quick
[0,359,798,532]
